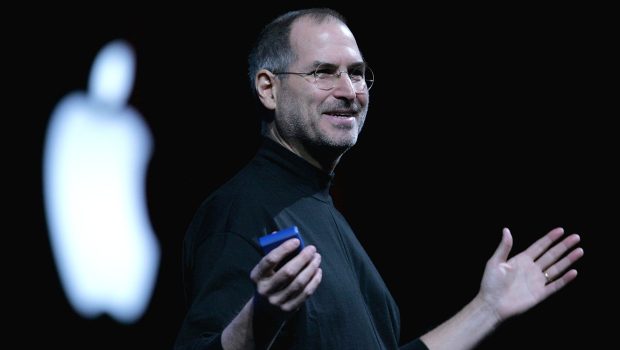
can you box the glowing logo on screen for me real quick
[43,40,159,324]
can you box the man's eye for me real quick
[315,69,334,75]
[350,68,364,77]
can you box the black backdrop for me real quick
[9,2,614,349]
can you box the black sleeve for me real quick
[174,232,261,349]
[174,333,223,350]
[400,338,430,350]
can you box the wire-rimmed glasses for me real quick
[273,63,374,93]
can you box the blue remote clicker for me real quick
[258,225,305,257]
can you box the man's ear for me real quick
[256,69,277,110]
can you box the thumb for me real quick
[490,227,513,263]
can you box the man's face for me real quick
[274,18,369,151]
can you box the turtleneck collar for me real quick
[256,137,334,202]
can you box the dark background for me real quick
[9,2,614,349]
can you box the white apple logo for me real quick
[43,39,160,324]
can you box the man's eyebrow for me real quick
[308,61,334,69]
[308,61,366,69]
[348,62,366,70]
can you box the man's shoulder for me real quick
[185,161,280,238]
[207,161,273,207]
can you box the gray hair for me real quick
[247,8,347,95]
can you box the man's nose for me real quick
[332,72,356,99]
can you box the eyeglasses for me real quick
[273,63,374,93]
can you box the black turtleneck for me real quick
[174,137,427,350]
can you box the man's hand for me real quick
[479,227,584,322]
[420,227,584,350]
[251,238,322,314]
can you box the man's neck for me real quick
[266,130,342,174]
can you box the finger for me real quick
[542,269,579,298]
[536,234,581,270]
[251,238,302,281]
[489,228,513,263]
[280,267,323,313]
[254,245,316,297]
[269,253,321,305]
[261,245,317,294]
[543,247,584,282]
[523,227,565,260]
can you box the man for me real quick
[174,8,583,350]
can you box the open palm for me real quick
[479,227,583,321]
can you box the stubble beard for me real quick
[277,89,368,157]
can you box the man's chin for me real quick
[323,134,358,150]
